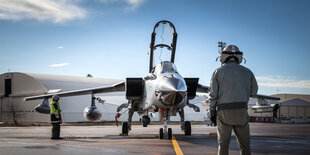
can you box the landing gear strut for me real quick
[159,109,172,139]
[179,109,191,135]
[121,103,134,135]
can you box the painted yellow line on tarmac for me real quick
[172,136,183,155]
[209,132,218,135]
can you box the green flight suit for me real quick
[209,61,258,155]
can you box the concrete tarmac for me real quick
[0,123,310,155]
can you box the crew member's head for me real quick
[220,45,243,64]
[52,95,59,102]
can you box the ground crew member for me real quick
[209,45,258,155]
[50,95,63,140]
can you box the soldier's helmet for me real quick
[220,45,243,64]
[52,95,60,102]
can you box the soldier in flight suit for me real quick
[50,95,63,140]
[209,45,258,155]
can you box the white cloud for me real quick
[57,46,64,49]
[98,0,145,11]
[0,0,87,23]
[49,63,70,67]
[125,0,145,11]
[256,75,310,89]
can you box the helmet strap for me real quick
[224,56,238,63]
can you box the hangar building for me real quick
[273,94,310,123]
[0,72,207,123]
[203,94,310,123]
[248,96,310,123]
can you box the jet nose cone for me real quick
[159,91,185,106]
[163,76,186,92]
[155,74,187,106]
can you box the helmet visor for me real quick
[222,51,243,55]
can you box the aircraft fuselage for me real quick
[142,61,187,110]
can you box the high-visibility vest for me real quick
[50,101,61,119]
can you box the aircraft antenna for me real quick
[218,41,226,53]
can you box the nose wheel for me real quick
[168,128,172,139]
[159,127,172,139]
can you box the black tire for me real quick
[122,122,128,134]
[168,128,172,139]
[159,128,164,139]
[185,121,191,135]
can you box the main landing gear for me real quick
[183,121,191,135]
[121,107,134,135]
[179,109,191,136]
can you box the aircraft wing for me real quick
[251,94,280,113]
[252,94,280,100]
[194,84,276,101]
[24,81,125,101]
[196,84,210,93]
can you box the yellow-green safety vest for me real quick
[50,101,61,119]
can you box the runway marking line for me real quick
[172,136,184,155]
[209,132,217,135]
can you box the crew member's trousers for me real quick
[217,108,251,155]
[51,123,60,139]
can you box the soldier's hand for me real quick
[209,110,217,126]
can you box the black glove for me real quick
[209,110,217,126]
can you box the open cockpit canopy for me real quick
[153,61,178,74]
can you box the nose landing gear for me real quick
[159,109,173,139]
[159,127,172,139]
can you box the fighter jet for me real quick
[24,20,209,139]
[25,21,280,139]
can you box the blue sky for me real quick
[0,0,309,95]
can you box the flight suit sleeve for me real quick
[209,70,219,111]
[250,72,258,97]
